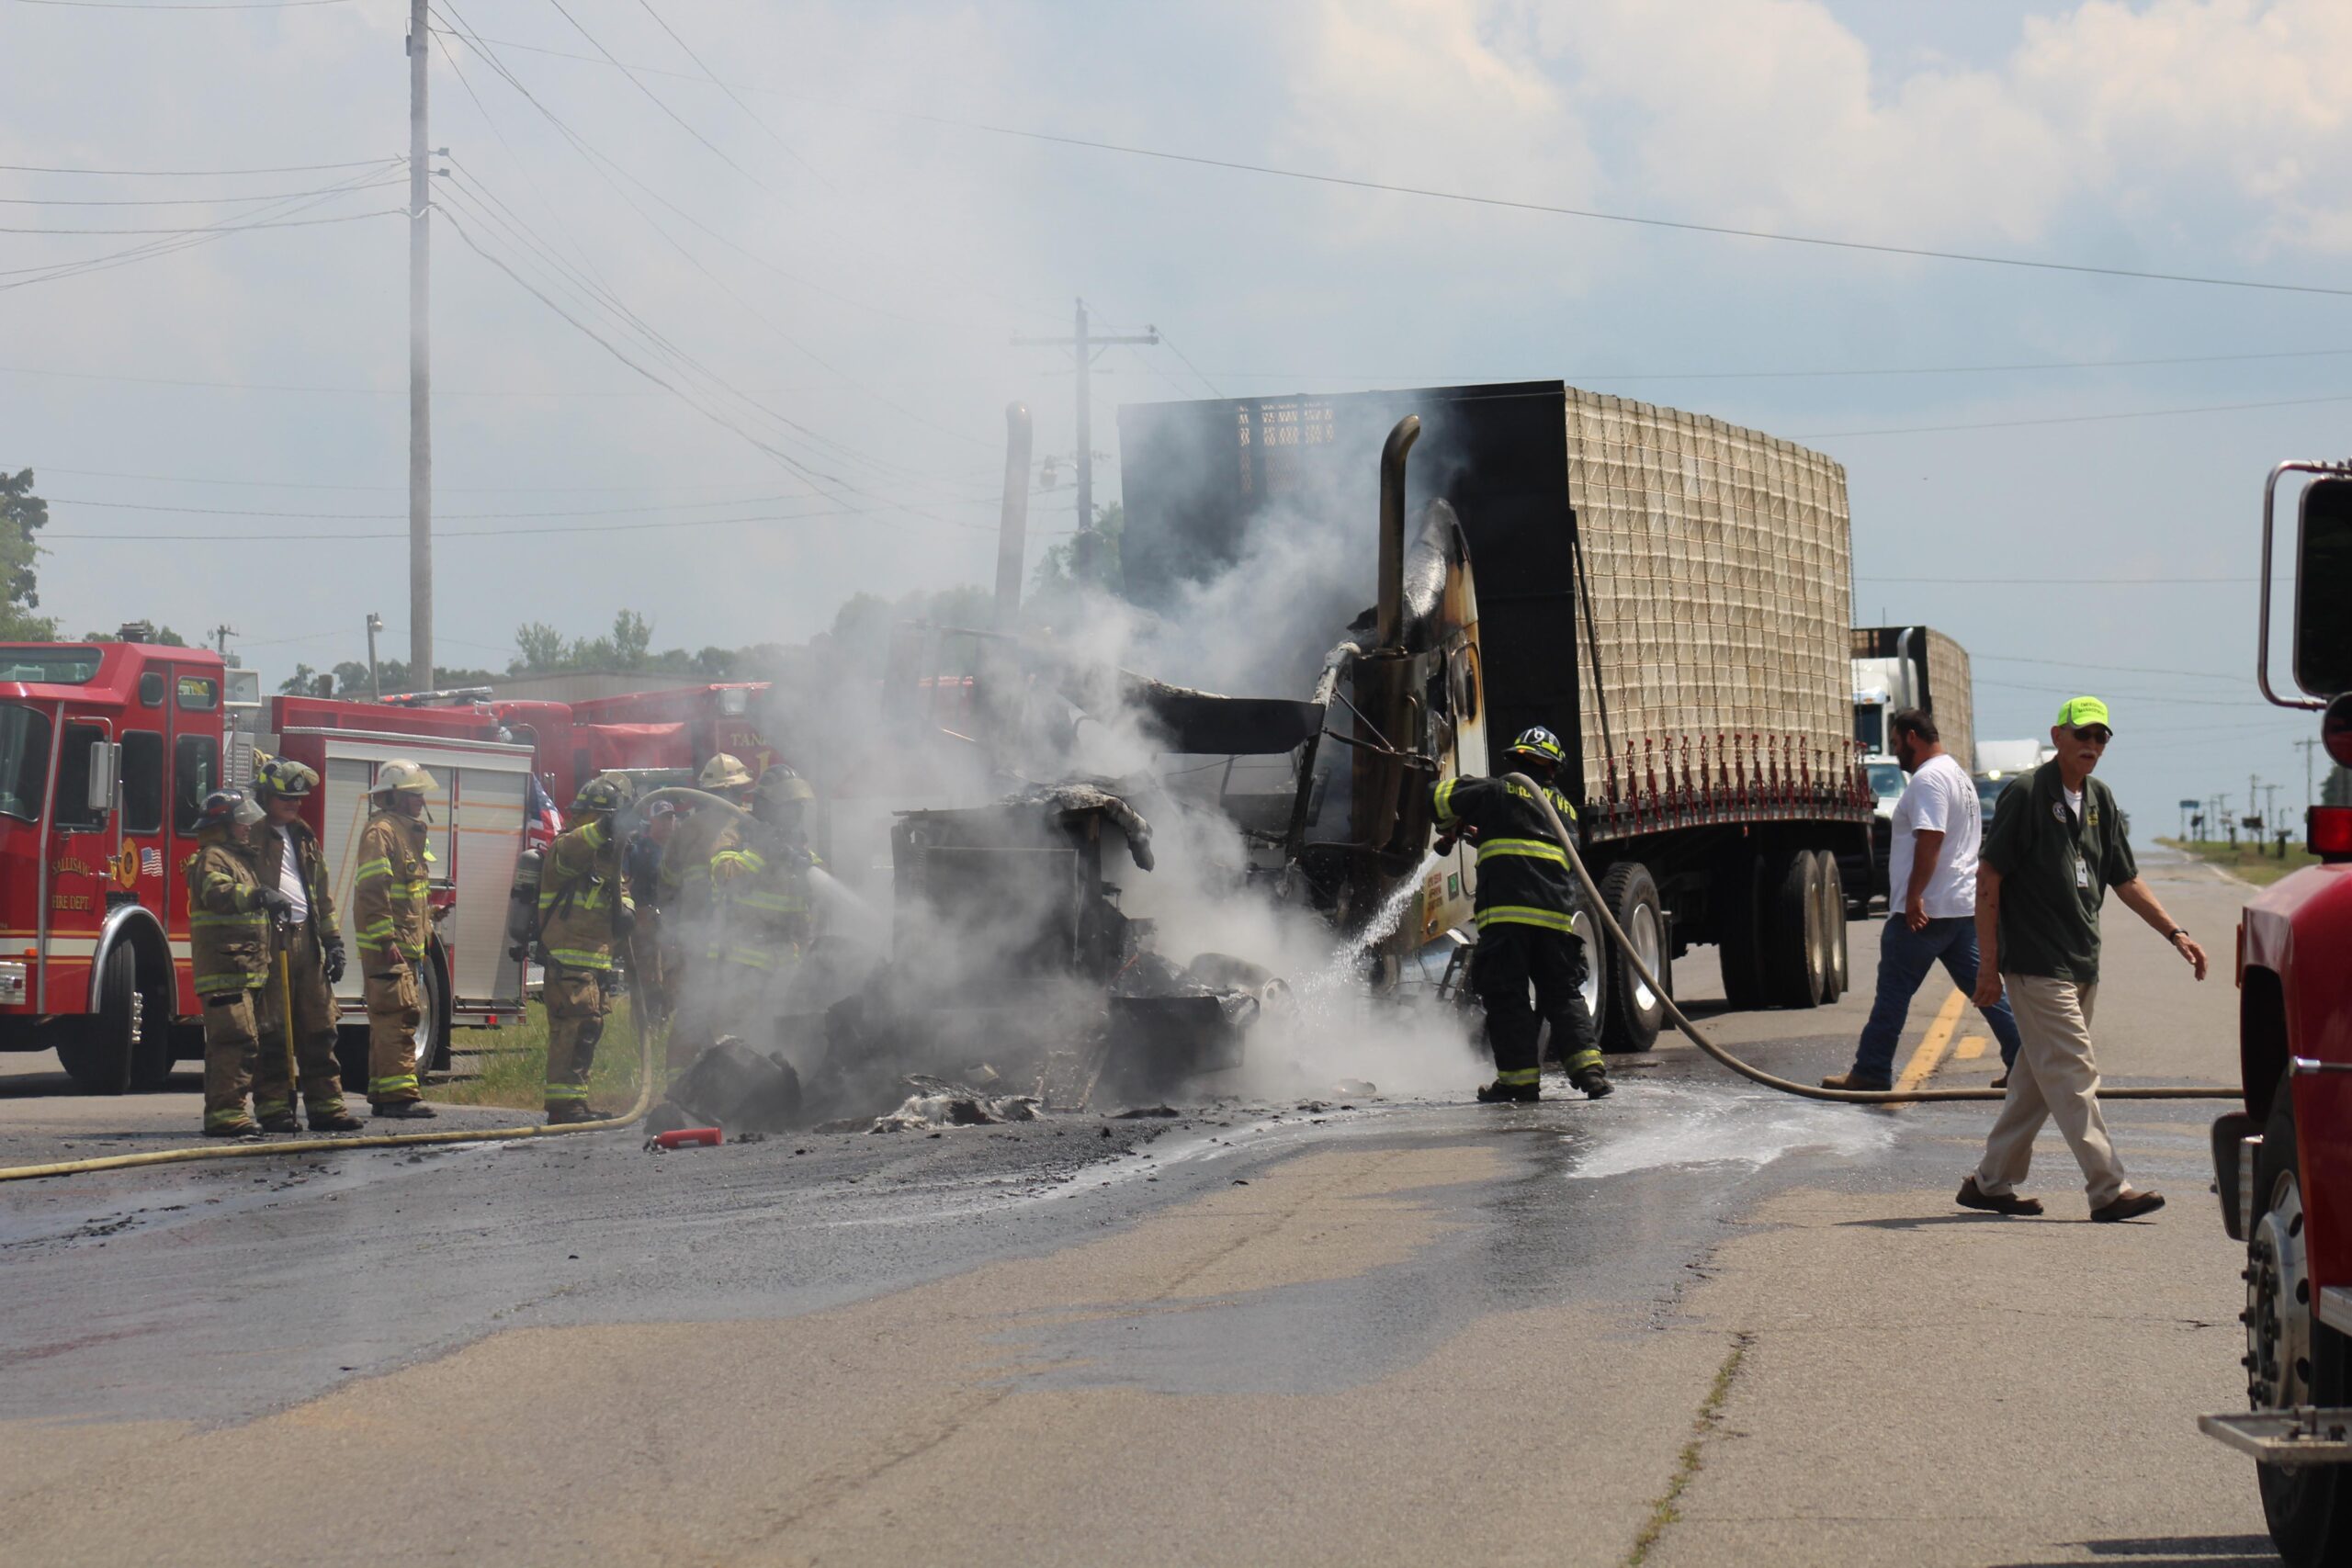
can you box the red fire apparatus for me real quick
[0,638,792,1097]
[2199,465,2352,1566]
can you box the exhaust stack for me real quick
[1374,415,1420,651]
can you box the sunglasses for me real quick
[2071,726,2112,745]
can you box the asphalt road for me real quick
[0,846,2275,1566]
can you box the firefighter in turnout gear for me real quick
[707,765,818,1047]
[1430,726,1612,1102]
[353,760,438,1118]
[187,791,290,1135]
[659,753,754,1066]
[537,773,637,1122]
[248,757,363,1132]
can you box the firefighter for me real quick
[623,798,679,1031]
[707,765,818,1049]
[248,757,364,1133]
[1431,726,1612,1102]
[537,773,636,1122]
[187,790,292,1136]
[660,753,755,1066]
[353,759,438,1119]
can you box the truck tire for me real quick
[2250,1073,2352,1567]
[55,945,141,1096]
[1597,861,1667,1054]
[128,957,180,1092]
[1763,848,1827,1010]
[1715,852,1767,1010]
[1812,851,1849,1003]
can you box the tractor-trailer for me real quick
[1851,625,1974,772]
[1117,380,1871,1049]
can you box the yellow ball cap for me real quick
[2054,695,2111,731]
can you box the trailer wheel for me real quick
[1763,849,1827,1010]
[2251,1073,2352,1567]
[1597,862,1667,1053]
[1715,853,1767,1010]
[1812,852,1849,1003]
[56,945,140,1096]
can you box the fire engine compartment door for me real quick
[298,729,534,1014]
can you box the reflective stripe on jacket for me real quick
[353,810,432,964]
[1430,773,1582,934]
[185,830,270,993]
[539,816,631,971]
[708,836,815,971]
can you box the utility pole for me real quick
[209,624,236,658]
[365,612,385,703]
[407,0,434,693]
[1013,299,1157,580]
[2296,737,2321,814]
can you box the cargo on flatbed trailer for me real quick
[1118,380,1872,1050]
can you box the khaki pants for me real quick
[543,964,608,1110]
[200,988,264,1131]
[364,965,423,1104]
[1973,974,2130,1208]
[258,936,347,1118]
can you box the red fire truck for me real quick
[0,637,545,1093]
[2199,464,2352,1566]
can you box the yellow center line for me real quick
[1894,988,1969,1095]
[1952,1034,1989,1061]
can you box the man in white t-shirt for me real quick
[1823,707,2023,1091]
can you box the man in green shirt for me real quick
[1959,697,2209,1222]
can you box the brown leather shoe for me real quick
[1990,1073,2009,1089]
[2090,1189,2165,1223]
[1822,1071,1893,1092]
[1956,1176,2043,1216]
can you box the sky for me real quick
[2,0,2346,835]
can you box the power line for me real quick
[1799,391,2352,439]
[1176,345,2352,385]
[399,28,2352,301]
[626,0,833,193]
[13,0,351,8]
[1970,652,2243,683]
[0,166,405,290]
[43,499,980,542]
[0,156,400,175]
[0,182,409,206]
[1154,329,1224,399]
[0,206,403,235]
[1855,574,2256,585]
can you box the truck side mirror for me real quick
[85,739,117,815]
[2296,477,2352,697]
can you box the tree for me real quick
[1,468,56,641]
[1029,501,1124,600]
[511,609,669,675]
[84,624,188,647]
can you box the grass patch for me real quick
[2159,836,2318,888]
[429,996,658,1111]
[1623,1330,1752,1568]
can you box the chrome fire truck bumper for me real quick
[2200,1409,2352,1466]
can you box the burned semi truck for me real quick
[1117,381,1872,1051]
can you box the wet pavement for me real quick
[0,848,2279,1566]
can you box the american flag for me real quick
[526,773,563,851]
[141,847,163,878]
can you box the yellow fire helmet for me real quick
[253,755,321,800]
[753,764,815,806]
[370,758,435,796]
[698,752,754,791]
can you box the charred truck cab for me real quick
[1118,382,1872,1051]
[2199,464,2352,1568]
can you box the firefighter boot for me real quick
[1569,1063,1614,1100]
[1476,1077,1541,1104]
[309,1108,366,1133]
[256,1111,303,1134]
[545,1102,610,1125]
[371,1100,437,1120]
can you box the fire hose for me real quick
[1504,773,2242,1105]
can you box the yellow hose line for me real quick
[1502,773,2242,1106]
[0,1007,661,1184]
